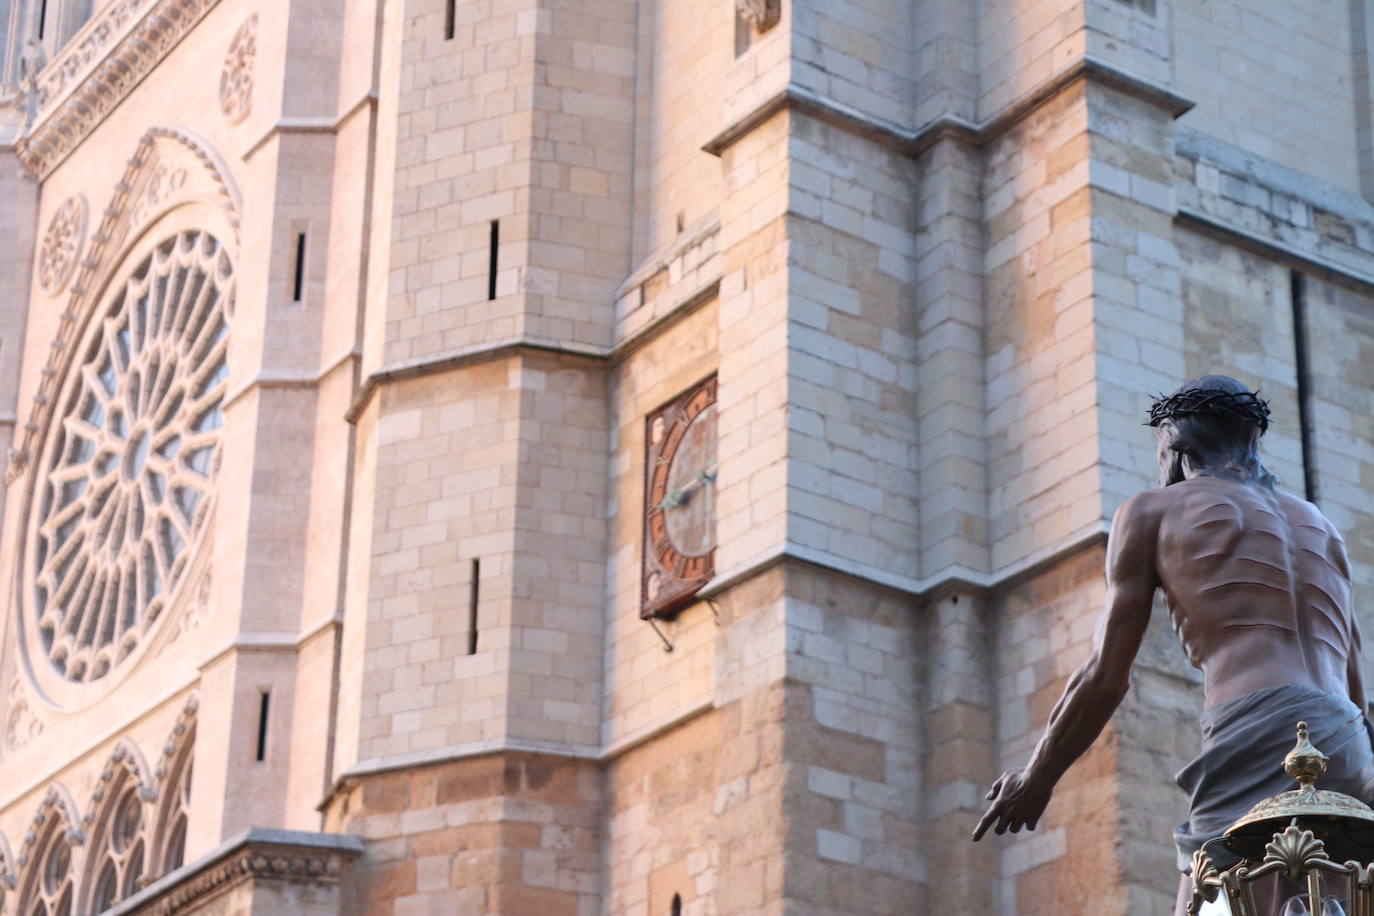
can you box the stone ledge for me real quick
[1175,126,1374,291]
[702,55,1194,159]
[106,828,363,915]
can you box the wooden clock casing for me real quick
[641,375,718,619]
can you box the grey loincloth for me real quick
[1175,683,1374,873]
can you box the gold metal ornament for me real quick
[1189,722,1374,916]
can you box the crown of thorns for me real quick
[1147,387,1271,432]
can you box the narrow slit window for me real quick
[291,232,307,303]
[444,0,456,40]
[38,0,48,40]
[255,690,271,762]
[468,558,480,655]
[487,220,499,301]
[671,894,682,916]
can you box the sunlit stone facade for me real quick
[0,0,1372,913]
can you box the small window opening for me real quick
[444,0,456,40]
[255,690,271,762]
[467,558,480,655]
[37,0,48,40]
[487,220,499,301]
[671,894,682,916]
[675,211,685,234]
[734,12,751,57]
[291,232,307,303]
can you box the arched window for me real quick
[17,818,74,916]
[81,768,149,913]
[151,723,193,877]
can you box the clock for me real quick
[641,375,718,619]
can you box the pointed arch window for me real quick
[82,773,148,913]
[17,818,74,916]
[152,724,193,877]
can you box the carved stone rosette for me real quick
[219,14,257,124]
[737,0,781,31]
[37,195,86,297]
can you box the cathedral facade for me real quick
[0,0,1372,913]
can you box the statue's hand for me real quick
[971,769,1050,841]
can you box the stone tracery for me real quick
[29,230,232,685]
[11,704,195,914]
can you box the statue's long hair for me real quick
[1154,375,1278,490]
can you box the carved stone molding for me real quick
[36,195,87,296]
[83,740,159,830]
[219,14,257,124]
[737,0,781,31]
[155,694,199,782]
[16,785,84,867]
[6,127,239,486]
[16,0,223,178]
[114,830,363,915]
[0,830,16,891]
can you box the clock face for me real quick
[642,375,717,619]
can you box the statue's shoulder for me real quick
[1147,478,1246,527]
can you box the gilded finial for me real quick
[1284,721,1329,788]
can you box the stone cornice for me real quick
[703,55,1195,158]
[16,0,222,179]
[105,829,364,916]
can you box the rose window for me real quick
[30,231,232,683]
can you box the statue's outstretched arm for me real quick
[973,492,1163,840]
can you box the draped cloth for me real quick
[1174,683,1374,873]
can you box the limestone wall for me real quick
[1174,0,1361,194]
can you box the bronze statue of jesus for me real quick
[972,375,1374,914]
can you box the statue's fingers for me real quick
[971,806,998,841]
[985,774,1005,800]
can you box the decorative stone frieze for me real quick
[16,0,223,179]
[219,14,257,124]
[37,195,86,297]
[109,830,363,916]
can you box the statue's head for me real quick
[1147,375,1274,488]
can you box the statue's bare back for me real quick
[1154,477,1359,710]
[971,376,1374,916]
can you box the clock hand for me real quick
[656,466,718,512]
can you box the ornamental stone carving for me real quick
[4,678,43,754]
[129,163,189,230]
[7,128,241,489]
[219,14,257,124]
[16,0,224,178]
[27,230,232,685]
[737,0,781,31]
[37,196,87,297]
